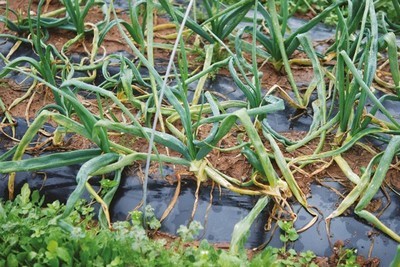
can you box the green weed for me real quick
[0,184,346,267]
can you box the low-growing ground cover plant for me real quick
[1,184,372,266]
[0,184,231,266]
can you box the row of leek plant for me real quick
[326,0,400,242]
[0,0,113,116]
[0,0,319,241]
[0,0,399,248]
[278,0,400,242]
[0,0,106,35]
[225,0,400,245]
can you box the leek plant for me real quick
[99,0,145,48]
[249,0,345,107]
[0,6,69,34]
[325,40,400,243]
[158,0,255,106]
[262,33,328,156]
[0,0,65,113]
[0,0,106,35]
[159,0,254,43]
[200,0,254,41]
[295,0,400,243]
[376,32,400,96]
[62,0,105,36]
[0,0,107,116]
[230,1,329,151]
[332,0,400,141]
[326,136,400,242]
